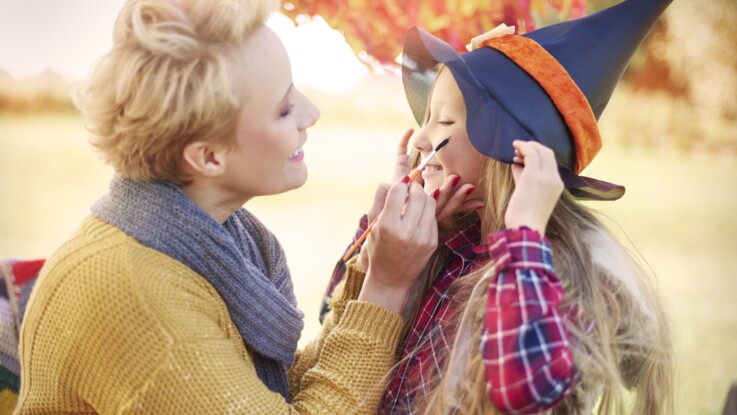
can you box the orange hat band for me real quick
[480,35,601,174]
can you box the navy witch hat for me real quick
[402,0,672,200]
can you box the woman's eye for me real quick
[438,120,454,126]
[280,104,294,118]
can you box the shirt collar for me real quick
[443,217,488,262]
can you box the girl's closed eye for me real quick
[438,120,454,126]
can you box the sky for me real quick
[0,0,368,92]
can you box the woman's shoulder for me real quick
[28,216,233,337]
[18,217,245,413]
[38,216,204,294]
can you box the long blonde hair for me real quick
[397,157,673,414]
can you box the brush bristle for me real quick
[434,137,450,152]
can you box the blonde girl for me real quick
[326,0,674,413]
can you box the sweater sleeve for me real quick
[287,257,366,399]
[127,301,402,415]
[16,230,401,415]
[124,254,398,415]
[481,227,575,414]
[319,215,369,323]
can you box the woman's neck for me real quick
[180,180,250,224]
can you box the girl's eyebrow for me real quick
[431,103,462,118]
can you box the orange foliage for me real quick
[282,0,589,64]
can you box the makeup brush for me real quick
[342,137,450,262]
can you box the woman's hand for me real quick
[355,183,389,271]
[431,174,485,222]
[504,140,564,234]
[356,129,414,271]
[396,128,484,223]
[392,128,413,181]
[358,178,438,315]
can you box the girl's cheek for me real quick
[439,154,457,175]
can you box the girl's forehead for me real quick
[431,70,464,107]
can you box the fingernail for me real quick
[465,186,475,195]
[451,176,461,187]
[432,189,440,200]
[402,175,410,184]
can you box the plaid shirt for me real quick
[480,228,575,414]
[322,216,574,414]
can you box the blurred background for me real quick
[1,0,735,413]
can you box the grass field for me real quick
[1,79,736,413]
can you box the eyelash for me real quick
[280,104,294,118]
[438,120,454,126]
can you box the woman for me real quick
[14,0,439,413]
[326,0,674,413]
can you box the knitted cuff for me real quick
[327,257,367,322]
[340,301,403,353]
[342,257,366,300]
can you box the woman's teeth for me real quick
[289,148,303,159]
[423,165,443,171]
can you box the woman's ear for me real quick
[182,141,228,177]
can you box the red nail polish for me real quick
[465,186,475,195]
[402,175,410,184]
[451,176,461,187]
[432,189,440,199]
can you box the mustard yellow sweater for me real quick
[15,216,402,414]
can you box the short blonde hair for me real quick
[75,0,280,185]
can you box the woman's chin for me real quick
[282,163,309,190]
[284,171,308,193]
[293,173,308,190]
[258,171,308,197]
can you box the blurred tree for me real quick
[282,0,621,65]
[284,0,737,152]
[621,0,737,150]
[659,0,737,121]
[0,70,76,113]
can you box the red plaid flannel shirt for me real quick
[321,216,574,414]
[480,228,575,414]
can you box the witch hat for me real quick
[402,0,672,200]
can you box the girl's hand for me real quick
[505,140,564,234]
[358,178,438,315]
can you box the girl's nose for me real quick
[412,126,433,153]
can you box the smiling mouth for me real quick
[423,164,443,172]
[289,148,304,160]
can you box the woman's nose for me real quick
[298,92,320,130]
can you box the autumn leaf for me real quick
[282,0,592,65]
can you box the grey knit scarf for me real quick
[91,176,304,400]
